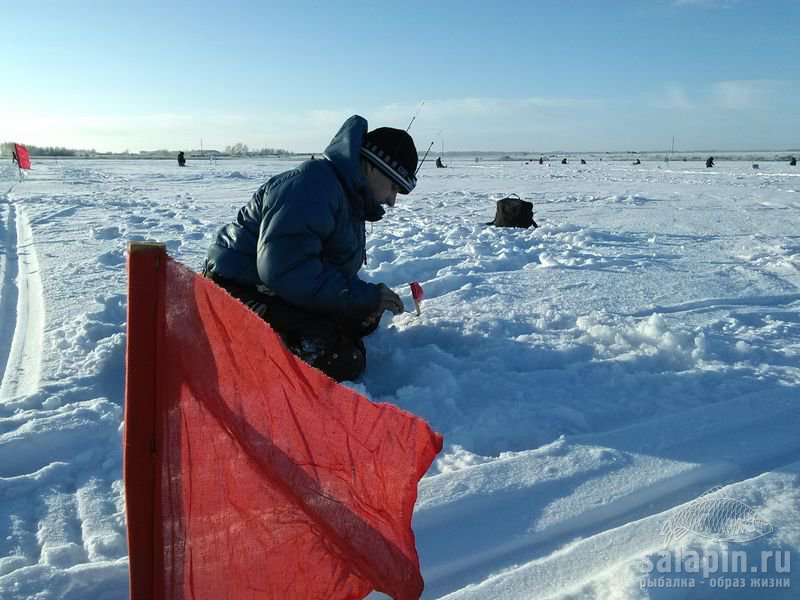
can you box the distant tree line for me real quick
[2,141,294,158]
[223,143,291,157]
[1,142,95,157]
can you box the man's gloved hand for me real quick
[376,283,404,315]
[360,284,404,329]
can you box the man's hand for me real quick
[360,284,404,329]
[376,283,404,315]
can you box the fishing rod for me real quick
[416,141,435,176]
[405,102,432,174]
[406,102,425,132]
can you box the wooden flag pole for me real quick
[124,241,167,600]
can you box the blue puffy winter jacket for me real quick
[205,116,384,319]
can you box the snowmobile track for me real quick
[0,196,44,403]
[418,388,800,598]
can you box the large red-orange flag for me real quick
[14,144,31,170]
[124,243,442,600]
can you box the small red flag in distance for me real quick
[14,144,31,170]
[410,282,424,316]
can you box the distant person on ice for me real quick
[177,151,186,167]
[790,157,797,166]
[203,115,418,381]
[12,150,18,164]
[706,156,714,168]
[435,156,446,168]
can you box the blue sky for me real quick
[3,0,798,153]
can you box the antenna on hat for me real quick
[415,141,435,176]
[406,101,425,132]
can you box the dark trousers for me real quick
[205,272,376,381]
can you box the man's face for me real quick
[364,162,402,207]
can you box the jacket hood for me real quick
[322,115,385,222]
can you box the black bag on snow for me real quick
[487,194,539,228]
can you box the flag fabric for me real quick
[14,144,31,170]
[124,243,443,600]
[410,282,424,316]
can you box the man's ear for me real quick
[360,157,375,179]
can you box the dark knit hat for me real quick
[361,127,418,194]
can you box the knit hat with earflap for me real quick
[361,128,418,194]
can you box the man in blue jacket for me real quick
[203,115,418,381]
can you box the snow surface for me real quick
[1,155,799,599]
